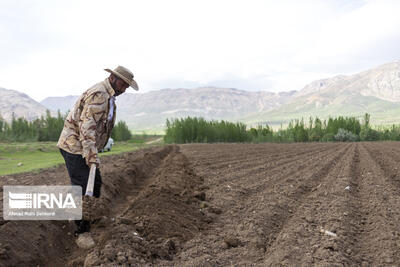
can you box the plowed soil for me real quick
[1,142,400,266]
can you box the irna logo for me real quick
[3,186,82,220]
[8,192,77,209]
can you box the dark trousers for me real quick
[59,149,102,198]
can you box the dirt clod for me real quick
[224,237,241,248]
[208,206,222,214]
[199,201,209,208]
[116,217,135,225]
[83,250,101,267]
[75,233,95,249]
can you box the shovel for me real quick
[85,165,96,196]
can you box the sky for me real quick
[1,0,400,102]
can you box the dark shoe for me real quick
[74,220,90,235]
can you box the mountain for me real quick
[6,60,400,131]
[40,95,79,114]
[115,87,295,131]
[41,87,295,131]
[0,87,48,122]
[294,61,400,101]
[243,61,400,126]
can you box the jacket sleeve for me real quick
[79,92,108,166]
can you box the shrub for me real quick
[334,128,359,142]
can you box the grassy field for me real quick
[0,138,163,176]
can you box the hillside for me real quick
[40,95,80,114]
[243,61,400,126]
[0,87,48,122]
[41,87,295,131]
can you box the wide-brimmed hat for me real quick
[105,66,139,91]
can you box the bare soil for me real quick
[1,142,400,266]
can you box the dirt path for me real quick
[1,142,400,266]
[145,138,163,145]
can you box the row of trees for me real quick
[0,111,65,142]
[260,113,389,142]
[0,112,132,142]
[164,117,248,143]
[3,112,399,144]
[164,114,400,144]
[250,115,364,142]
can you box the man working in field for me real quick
[58,66,138,233]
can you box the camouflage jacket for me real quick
[57,78,116,166]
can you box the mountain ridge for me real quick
[0,87,48,122]
[2,60,400,131]
[243,61,400,126]
[39,87,296,131]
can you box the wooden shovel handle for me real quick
[85,165,96,196]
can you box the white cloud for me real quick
[0,0,399,101]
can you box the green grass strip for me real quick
[0,141,161,176]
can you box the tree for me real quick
[111,121,132,141]
[360,113,379,141]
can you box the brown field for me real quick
[1,142,400,266]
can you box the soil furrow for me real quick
[339,143,364,265]
[354,143,400,265]
[194,144,345,193]
[260,144,354,266]
[186,143,336,173]
[169,144,351,266]
[223,144,348,197]
[215,145,336,180]
[363,143,400,192]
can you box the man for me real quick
[58,66,138,233]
